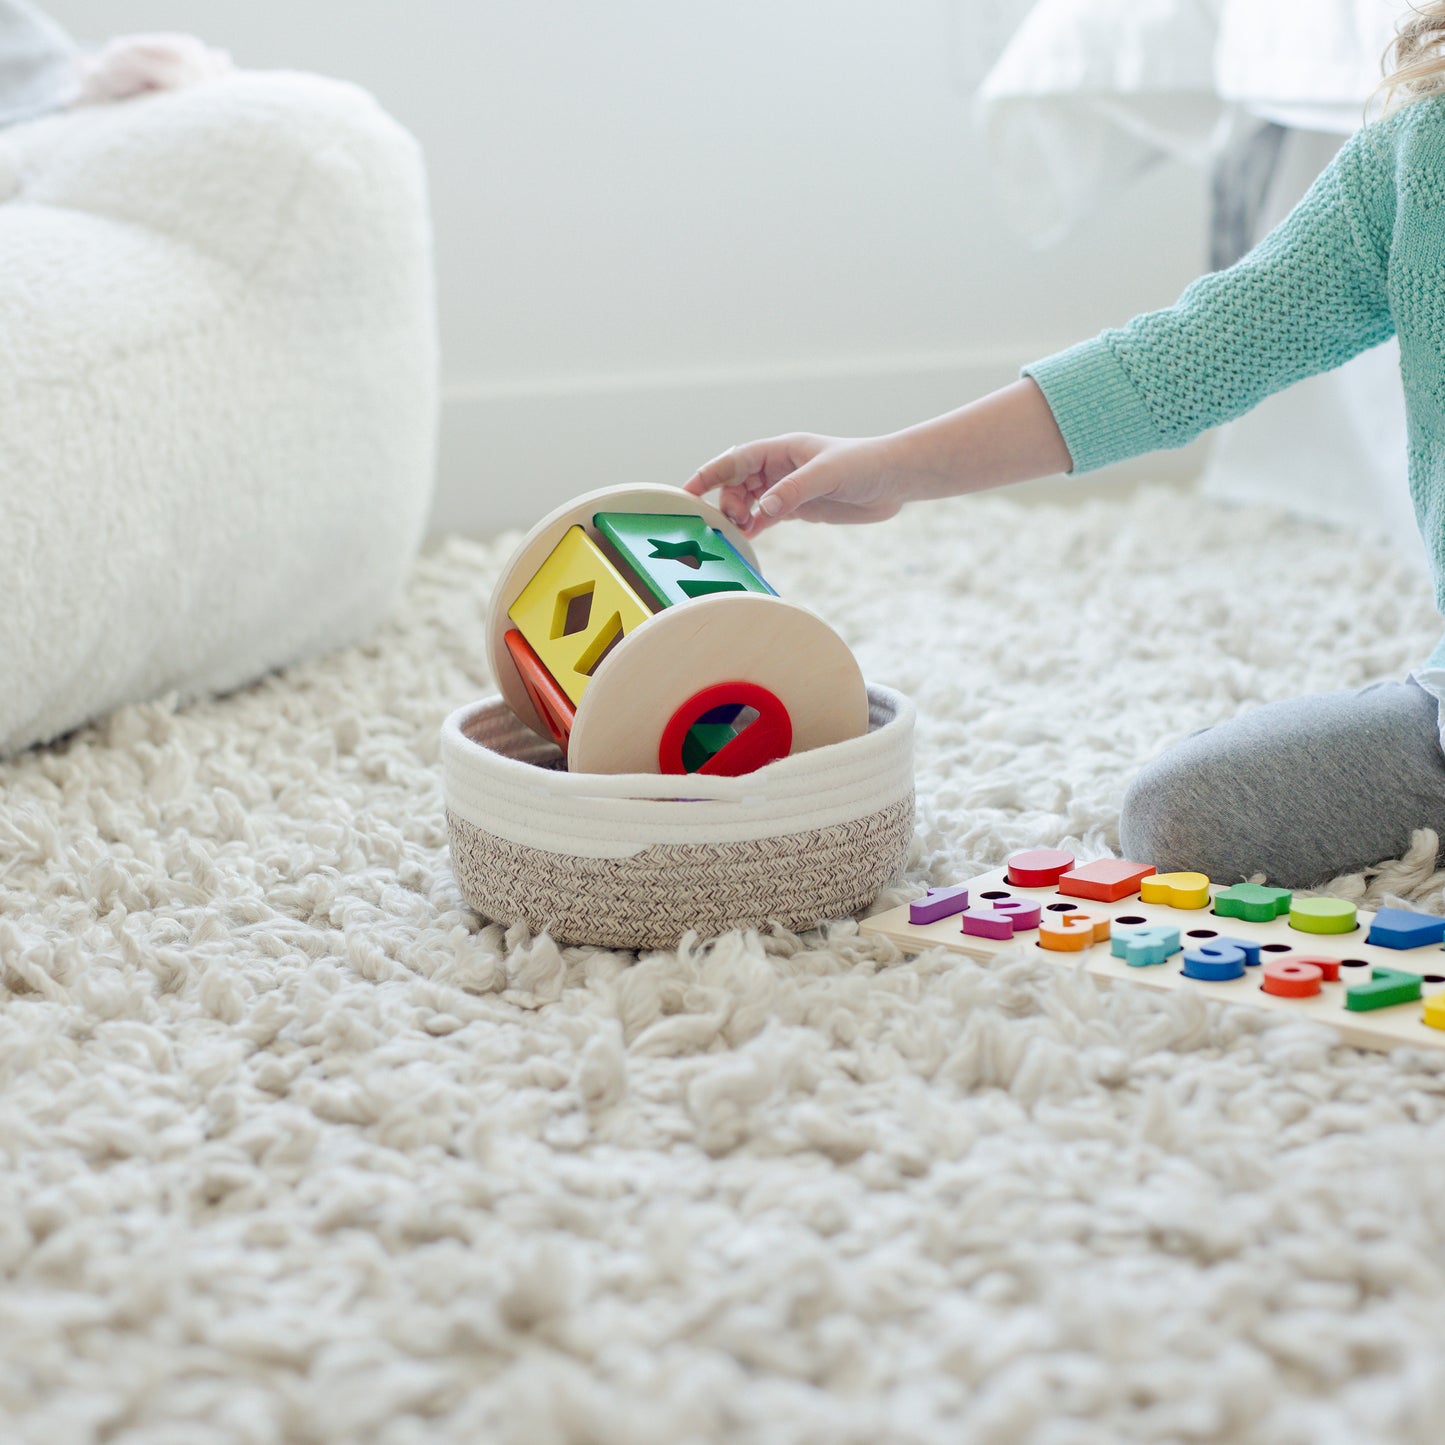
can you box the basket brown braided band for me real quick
[447,791,915,948]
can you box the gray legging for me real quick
[1119,678,1445,888]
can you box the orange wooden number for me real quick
[1039,909,1109,952]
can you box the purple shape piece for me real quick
[962,906,1016,940]
[909,884,970,926]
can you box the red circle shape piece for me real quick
[1262,959,1324,998]
[658,681,793,777]
[1006,848,1077,889]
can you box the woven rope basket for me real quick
[443,684,915,949]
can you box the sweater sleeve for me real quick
[1023,121,1399,475]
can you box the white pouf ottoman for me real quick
[0,70,436,755]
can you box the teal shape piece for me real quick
[1110,922,1181,968]
[594,511,773,609]
[1213,883,1293,923]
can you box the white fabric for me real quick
[1216,1,1399,128]
[0,0,75,126]
[977,0,1226,245]
[443,685,916,859]
[978,0,1400,240]
[0,71,437,756]
[979,0,1420,561]
[6,491,1445,1439]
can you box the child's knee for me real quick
[1119,731,1297,883]
[1118,748,1208,875]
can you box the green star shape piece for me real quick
[647,538,721,570]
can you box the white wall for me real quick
[48,1,1209,533]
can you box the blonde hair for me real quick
[1380,4,1445,112]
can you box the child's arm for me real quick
[691,117,1398,534]
[683,378,1072,534]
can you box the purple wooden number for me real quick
[909,884,970,926]
[992,897,1041,932]
[961,895,1042,939]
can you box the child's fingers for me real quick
[684,437,807,498]
[757,462,830,521]
[684,443,757,498]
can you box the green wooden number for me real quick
[1345,966,1423,1013]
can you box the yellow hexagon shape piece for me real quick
[1138,871,1212,910]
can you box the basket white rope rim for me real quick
[442,683,915,860]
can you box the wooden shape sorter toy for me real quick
[859,849,1445,1053]
[486,484,870,776]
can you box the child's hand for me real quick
[684,381,1074,533]
[683,433,906,535]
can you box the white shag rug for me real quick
[6,486,1445,1445]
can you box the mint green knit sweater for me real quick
[1025,99,1445,625]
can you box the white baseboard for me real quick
[428,349,1205,537]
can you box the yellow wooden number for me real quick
[508,526,654,706]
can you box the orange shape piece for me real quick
[1057,859,1156,904]
[1039,909,1110,952]
[504,629,576,756]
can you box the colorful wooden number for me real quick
[592,511,774,610]
[909,885,970,926]
[508,526,653,706]
[1213,935,1262,967]
[1365,907,1445,950]
[1213,883,1293,922]
[1261,959,1323,998]
[1005,848,1076,889]
[1288,896,1358,935]
[1039,909,1109,952]
[860,853,1445,1053]
[1110,922,1182,967]
[1139,871,1212,910]
[1057,859,1156,904]
[1290,954,1341,981]
[1181,942,1247,981]
[962,897,1042,939]
[1344,966,1423,1012]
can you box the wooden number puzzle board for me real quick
[860,866,1445,1053]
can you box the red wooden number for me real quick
[1261,959,1324,998]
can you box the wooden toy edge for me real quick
[566,593,870,775]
